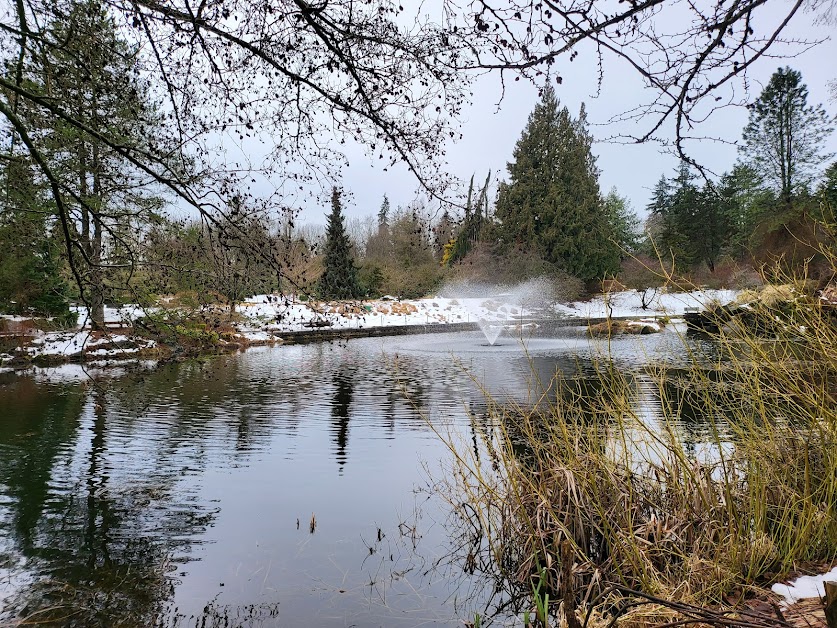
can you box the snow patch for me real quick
[771,566,837,605]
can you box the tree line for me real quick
[316,67,835,299]
[0,4,834,321]
[646,67,835,280]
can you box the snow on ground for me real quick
[71,304,146,328]
[772,566,837,605]
[1,329,156,363]
[235,294,536,336]
[2,289,739,365]
[560,289,739,319]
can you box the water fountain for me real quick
[477,319,504,346]
[442,278,557,347]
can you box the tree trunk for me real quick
[89,122,105,330]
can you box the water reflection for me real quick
[0,329,726,626]
[0,377,220,626]
[330,370,354,471]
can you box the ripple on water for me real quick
[0,330,720,626]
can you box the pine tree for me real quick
[0,157,73,320]
[318,188,361,299]
[691,183,733,272]
[377,196,390,231]
[16,0,170,327]
[717,164,770,256]
[647,163,732,271]
[820,161,837,211]
[495,88,618,281]
[602,188,641,254]
[741,67,835,207]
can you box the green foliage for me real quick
[14,0,173,326]
[135,310,222,350]
[377,195,390,229]
[644,69,835,277]
[362,199,446,298]
[820,161,837,211]
[602,187,641,255]
[494,89,619,281]
[718,164,775,255]
[318,188,362,299]
[358,262,385,297]
[646,163,734,271]
[741,67,835,206]
[382,207,444,298]
[0,156,74,321]
[531,567,550,628]
[443,172,491,267]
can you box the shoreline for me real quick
[3,287,736,369]
[0,314,676,370]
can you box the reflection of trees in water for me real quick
[108,356,292,457]
[0,347,485,624]
[5,345,685,626]
[331,369,354,470]
[0,377,84,555]
[0,379,218,626]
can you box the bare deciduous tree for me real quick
[446,0,833,162]
[1,0,832,305]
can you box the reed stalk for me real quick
[444,256,837,626]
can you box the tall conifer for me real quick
[495,87,618,281]
[318,188,361,299]
[741,67,834,207]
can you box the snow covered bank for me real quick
[1,288,738,366]
[559,289,739,319]
[1,329,157,365]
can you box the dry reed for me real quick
[444,262,837,627]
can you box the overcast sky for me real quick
[267,5,837,228]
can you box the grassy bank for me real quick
[444,277,837,626]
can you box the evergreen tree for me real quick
[717,164,772,256]
[443,171,491,267]
[377,195,390,231]
[691,182,733,272]
[820,161,837,211]
[669,163,703,266]
[366,195,392,261]
[646,166,693,266]
[14,0,171,327]
[318,188,361,299]
[0,156,73,319]
[646,163,732,271]
[494,88,618,281]
[602,188,641,255]
[741,67,835,207]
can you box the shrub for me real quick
[450,241,584,300]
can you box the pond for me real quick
[0,328,716,627]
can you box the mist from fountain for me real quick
[439,277,557,346]
[477,321,504,346]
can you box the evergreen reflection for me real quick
[0,377,218,626]
[0,333,715,627]
[330,369,355,471]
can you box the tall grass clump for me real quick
[444,262,837,626]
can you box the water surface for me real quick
[0,328,714,626]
